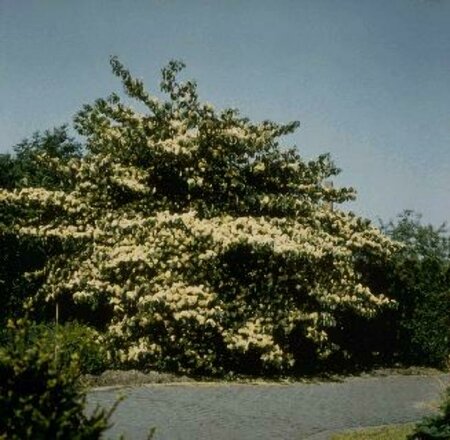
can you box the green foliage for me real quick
[333,424,414,439]
[50,322,110,374]
[0,125,82,190]
[0,154,18,189]
[385,211,450,260]
[382,211,450,367]
[408,386,450,439]
[0,320,114,440]
[0,58,397,375]
[0,322,110,375]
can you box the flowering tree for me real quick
[0,58,396,374]
[0,126,82,326]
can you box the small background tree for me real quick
[382,211,450,367]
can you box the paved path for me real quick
[88,373,450,439]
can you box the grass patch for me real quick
[332,423,415,439]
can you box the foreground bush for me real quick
[0,320,114,440]
[408,385,450,439]
[0,58,396,375]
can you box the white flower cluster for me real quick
[0,58,399,374]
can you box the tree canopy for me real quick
[381,211,450,367]
[0,125,82,190]
[0,58,396,374]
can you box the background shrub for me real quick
[38,322,110,375]
[0,321,110,375]
[382,211,450,368]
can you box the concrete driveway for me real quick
[88,373,450,439]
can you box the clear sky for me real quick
[1,0,449,225]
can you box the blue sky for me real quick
[1,0,449,225]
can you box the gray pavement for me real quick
[88,373,450,439]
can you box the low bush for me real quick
[37,322,110,375]
[0,321,110,375]
[408,385,450,439]
[0,319,115,440]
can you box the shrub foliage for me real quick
[408,385,450,439]
[0,58,396,374]
[382,211,450,367]
[1,322,110,375]
[0,320,113,440]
